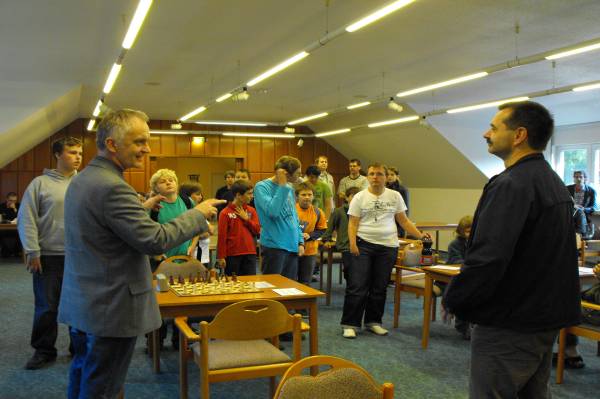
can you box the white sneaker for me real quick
[342,328,356,339]
[367,325,388,336]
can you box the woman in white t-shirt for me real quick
[341,163,428,339]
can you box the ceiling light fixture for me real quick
[247,51,309,87]
[87,119,96,131]
[102,63,122,94]
[347,101,371,110]
[216,92,233,102]
[222,132,295,138]
[315,128,351,138]
[288,112,329,125]
[368,115,419,128]
[149,130,189,135]
[396,71,489,97]
[192,136,205,145]
[572,82,600,92]
[195,120,268,127]
[284,126,295,133]
[345,0,415,33]
[179,106,207,122]
[92,100,103,117]
[121,0,153,49]
[236,87,250,101]
[387,97,404,112]
[546,41,600,60]
[446,96,529,114]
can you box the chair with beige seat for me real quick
[392,263,443,328]
[274,355,394,399]
[153,255,208,280]
[175,299,303,399]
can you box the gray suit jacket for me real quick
[58,156,208,337]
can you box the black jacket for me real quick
[566,183,597,215]
[443,153,581,332]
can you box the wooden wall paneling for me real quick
[33,140,51,171]
[176,135,190,155]
[219,137,234,156]
[261,139,274,172]
[247,139,261,173]
[190,138,205,156]
[82,132,97,169]
[18,171,34,198]
[160,135,176,155]
[128,171,147,193]
[234,137,247,157]
[274,139,288,160]
[204,136,220,156]
[314,139,328,161]
[299,137,315,169]
[18,151,34,171]
[287,139,299,158]
[149,135,161,154]
[4,158,19,172]
[67,119,84,137]
[1,172,18,197]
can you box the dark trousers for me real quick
[341,251,353,281]
[225,254,257,276]
[341,238,397,328]
[0,230,21,257]
[470,325,558,399]
[68,329,137,399]
[31,255,70,357]
[297,255,317,285]
[261,246,298,280]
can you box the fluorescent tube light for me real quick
[149,130,189,135]
[222,132,295,138]
[573,82,600,92]
[216,93,233,102]
[368,115,419,128]
[247,51,309,87]
[92,100,103,117]
[87,119,96,131]
[195,121,268,127]
[288,112,329,125]
[346,0,415,33]
[192,137,205,144]
[122,0,153,49]
[180,106,207,122]
[347,101,371,110]
[103,63,122,94]
[315,128,351,138]
[446,97,529,114]
[396,72,489,97]
[546,42,600,60]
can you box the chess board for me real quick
[169,280,263,297]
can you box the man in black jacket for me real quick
[567,170,597,238]
[443,101,581,398]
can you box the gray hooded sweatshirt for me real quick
[17,168,76,261]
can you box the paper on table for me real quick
[429,265,461,271]
[579,267,595,276]
[273,288,306,296]
[255,281,276,288]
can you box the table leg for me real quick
[435,231,440,253]
[393,269,401,328]
[421,274,433,349]
[308,300,319,375]
[152,328,160,373]
[326,248,333,306]
[319,248,324,292]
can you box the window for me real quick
[553,144,599,188]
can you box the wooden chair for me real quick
[175,299,303,399]
[154,255,208,280]
[556,301,600,384]
[580,239,600,266]
[392,262,442,328]
[274,355,394,399]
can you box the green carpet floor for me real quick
[1,257,599,398]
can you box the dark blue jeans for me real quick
[225,254,257,276]
[297,255,317,285]
[68,329,137,399]
[261,246,298,280]
[341,238,397,328]
[31,255,69,357]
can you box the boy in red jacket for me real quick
[217,180,261,275]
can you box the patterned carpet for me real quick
[0,257,598,398]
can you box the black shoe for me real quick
[551,353,585,369]
[25,353,56,370]
[280,332,293,342]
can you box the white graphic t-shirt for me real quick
[348,188,407,248]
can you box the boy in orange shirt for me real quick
[295,182,327,285]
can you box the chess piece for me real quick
[232,273,238,282]
[189,273,194,284]
[197,271,203,282]
[224,274,229,282]
[169,275,174,285]
[178,275,184,284]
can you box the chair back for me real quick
[206,299,297,340]
[274,355,394,399]
[154,255,208,280]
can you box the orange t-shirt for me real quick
[296,204,328,256]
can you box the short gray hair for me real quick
[96,109,149,151]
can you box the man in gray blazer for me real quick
[58,109,224,399]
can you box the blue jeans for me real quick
[68,329,137,399]
[341,238,397,329]
[261,246,298,280]
[31,255,70,357]
[297,255,317,285]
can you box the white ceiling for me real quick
[2,0,600,186]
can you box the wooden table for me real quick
[0,223,17,231]
[415,222,458,252]
[152,274,325,373]
[419,265,599,349]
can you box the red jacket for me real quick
[217,203,261,259]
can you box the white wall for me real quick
[553,121,600,146]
